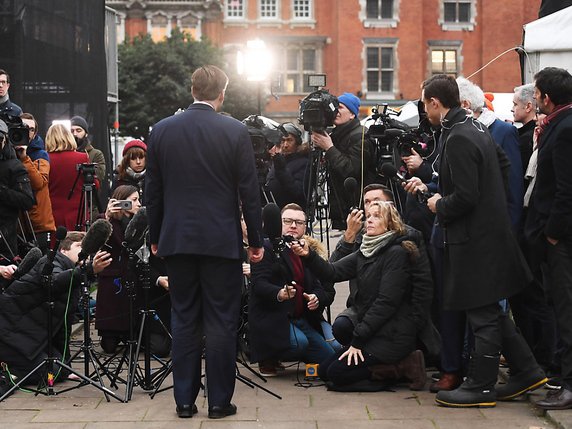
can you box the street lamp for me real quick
[237,39,273,114]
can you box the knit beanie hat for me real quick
[70,116,89,132]
[337,92,360,117]
[122,139,147,156]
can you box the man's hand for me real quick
[0,264,17,280]
[277,283,297,302]
[157,276,169,291]
[427,193,442,213]
[311,131,334,151]
[344,209,363,243]
[14,146,27,161]
[402,148,423,173]
[92,251,112,274]
[404,177,428,195]
[248,246,264,263]
[303,292,320,310]
[151,244,158,255]
[242,262,251,277]
[339,346,364,366]
[290,239,309,257]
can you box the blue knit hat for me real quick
[337,92,360,117]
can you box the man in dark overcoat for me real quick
[527,67,572,410]
[146,65,263,419]
[415,75,541,408]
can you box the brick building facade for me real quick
[107,0,540,120]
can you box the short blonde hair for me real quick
[191,65,228,101]
[45,124,77,152]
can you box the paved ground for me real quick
[0,230,569,428]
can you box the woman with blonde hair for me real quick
[46,123,90,232]
[292,201,422,391]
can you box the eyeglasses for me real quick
[282,218,305,226]
[0,80,8,86]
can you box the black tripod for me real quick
[102,246,170,401]
[0,254,121,402]
[68,164,99,232]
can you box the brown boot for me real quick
[429,372,462,393]
[396,350,427,391]
[369,350,427,391]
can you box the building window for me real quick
[260,0,278,19]
[293,0,312,19]
[440,0,475,30]
[431,49,458,76]
[226,0,245,19]
[277,46,319,94]
[444,0,471,23]
[150,14,169,42]
[366,45,395,95]
[366,0,394,19]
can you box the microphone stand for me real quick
[57,256,123,402]
[0,254,121,402]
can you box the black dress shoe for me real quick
[208,403,237,419]
[536,388,572,410]
[176,404,198,418]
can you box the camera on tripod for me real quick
[76,162,97,185]
[367,103,433,171]
[298,89,339,133]
[0,113,30,146]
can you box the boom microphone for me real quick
[380,163,434,203]
[12,247,42,280]
[262,203,283,242]
[78,219,113,261]
[124,207,148,251]
[344,177,360,210]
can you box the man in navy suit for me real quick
[146,65,264,419]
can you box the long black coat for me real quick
[249,240,328,363]
[306,237,417,363]
[435,107,530,311]
[0,253,82,361]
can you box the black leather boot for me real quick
[436,354,499,408]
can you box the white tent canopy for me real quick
[523,6,572,82]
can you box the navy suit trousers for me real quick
[166,254,242,407]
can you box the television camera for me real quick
[366,102,434,170]
[243,115,283,185]
[298,89,339,133]
[0,113,30,146]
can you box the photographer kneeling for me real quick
[291,201,419,391]
[0,232,111,384]
[249,203,335,376]
[264,123,309,210]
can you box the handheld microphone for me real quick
[78,219,113,261]
[42,226,68,275]
[380,163,434,203]
[12,247,42,280]
[343,177,360,210]
[124,207,148,251]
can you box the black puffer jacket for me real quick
[306,234,417,363]
[0,252,84,361]
[0,142,34,258]
[325,118,376,229]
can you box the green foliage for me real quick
[118,29,258,140]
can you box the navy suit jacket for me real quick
[145,103,263,259]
